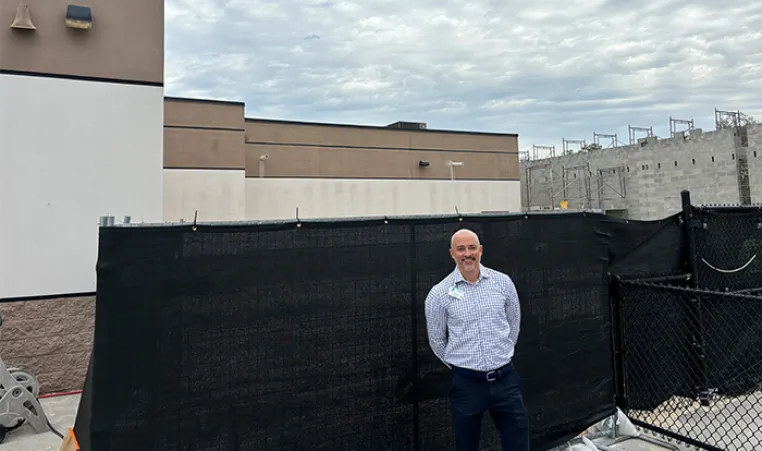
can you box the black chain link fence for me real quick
[616,280,762,451]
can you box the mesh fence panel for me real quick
[76,213,625,451]
[604,213,688,280]
[90,223,418,451]
[692,207,762,292]
[618,280,762,451]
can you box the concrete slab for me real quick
[601,437,680,450]
[628,392,762,450]
[2,393,80,451]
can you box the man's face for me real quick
[450,232,483,274]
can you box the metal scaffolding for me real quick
[524,162,627,212]
[628,125,653,144]
[669,117,694,137]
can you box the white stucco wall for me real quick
[163,169,246,222]
[245,178,522,220]
[0,73,163,299]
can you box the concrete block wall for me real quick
[521,125,762,220]
[745,125,762,203]
[0,296,94,394]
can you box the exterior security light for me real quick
[65,4,92,29]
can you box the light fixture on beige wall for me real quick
[65,4,92,29]
[10,4,36,30]
[445,160,464,181]
[259,154,269,178]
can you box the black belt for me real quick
[452,361,513,382]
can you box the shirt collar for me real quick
[452,264,489,284]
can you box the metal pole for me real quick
[681,190,709,406]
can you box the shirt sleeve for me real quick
[504,277,521,346]
[424,287,450,367]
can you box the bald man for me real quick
[424,229,529,451]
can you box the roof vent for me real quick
[386,121,427,130]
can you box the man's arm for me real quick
[504,277,521,346]
[424,288,449,367]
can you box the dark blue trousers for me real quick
[449,363,530,451]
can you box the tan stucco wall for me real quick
[244,119,519,153]
[0,0,163,84]
[163,98,520,181]
[164,98,246,170]
[244,142,518,180]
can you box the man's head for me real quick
[450,229,483,276]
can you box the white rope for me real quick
[699,254,757,273]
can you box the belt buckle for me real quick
[486,369,499,381]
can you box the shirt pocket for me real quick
[445,294,478,329]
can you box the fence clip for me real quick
[192,210,198,231]
[689,218,704,229]
[296,207,301,228]
[455,205,462,221]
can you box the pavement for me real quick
[2,393,80,451]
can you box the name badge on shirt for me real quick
[448,286,465,300]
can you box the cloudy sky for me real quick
[164,0,762,158]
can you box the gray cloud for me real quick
[165,0,762,155]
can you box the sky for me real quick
[164,0,762,158]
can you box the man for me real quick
[424,228,529,451]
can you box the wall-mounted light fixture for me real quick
[65,4,92,29]
[259,154,269,178]
[445,160,464,181]
[10,4,36,30]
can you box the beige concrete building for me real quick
[0,0,521,393]
[163,97,521,222]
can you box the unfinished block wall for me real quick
[745,125,762,203]
[521,124,762,221]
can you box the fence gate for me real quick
[612,191,762,451]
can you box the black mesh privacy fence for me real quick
[75,212,644,451]
[691,206,762,292]
[70,191,762,451]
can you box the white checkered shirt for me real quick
[424,264,521,372]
